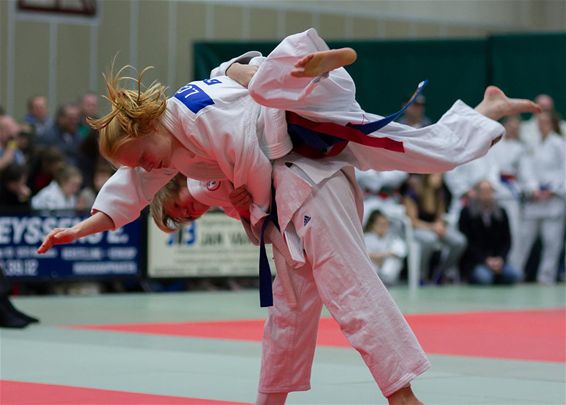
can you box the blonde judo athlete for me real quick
[38,28,539,405]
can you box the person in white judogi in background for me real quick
[363,209,408,286]
[356,169,408,225]
[38,29,541,405]
[519,94,566,148]
[516,111,566,284]
[488,114,533,270]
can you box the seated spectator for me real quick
[459,180,519,285]
[0,115,26,171]
[23,95,52,137]
[31,165,83,210]
[364,210,407,286]
[516,111,566,285]
[77,161,115,210]
[0,163,31,210]
[78,92,99,139]
[402,173,467,283]
[28,146,66,195]
[77,128,104,188]
[40,103,82,166]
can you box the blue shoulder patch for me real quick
[174,83,214,114]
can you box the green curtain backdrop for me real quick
[193,33,566,122]
[489,33,566,116]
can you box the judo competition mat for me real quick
[1,285,564,404]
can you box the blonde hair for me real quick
[87,63,167,161]
[150,174,188,233]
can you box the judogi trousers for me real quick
[259,170,430,397]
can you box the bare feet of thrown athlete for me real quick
[475,86,541,121]
[387,385,424,405]
[291,48,357,77]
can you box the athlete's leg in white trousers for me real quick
[258,171,430,399]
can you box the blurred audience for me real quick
[0,163,31,210]
[22,95,52,137]
[31,165,83,210]
[356,169,408,224]
[487,115,532,270]
[0,115,26,171]
[364,210,407,286]
[398,94,431,128]
[27,146,66,195]
[458,180,519,285]
[77,161,115,210]
[78,92,99,139]
[40,103,82,166]
[402,173,466,283]
[520,94,565,148]
[516,111,566,285]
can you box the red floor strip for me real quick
[0,380,250,405]
[69,308,566,363]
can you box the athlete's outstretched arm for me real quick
[37,211,115,254]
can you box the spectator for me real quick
[40,103,82,166]
[488,115,532,270]
[77,128,103,188]
[31,165,82,210]
[364,209,407,286]
[0,115,26,171]
[517,111,566,285]
[398,94,431,128]
[0,163,39,328]
[27,146,66,195]
[0,163,31,210]
[77,161,115,210]
[520,94,566,148]
[402,173,467,283]
[356,169,408,224]
[78,92,99,139]
[458,180,519,285]
[23,95,52,137]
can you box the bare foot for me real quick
[387,385,424,405]
[475,86,541,121]
[291,47,357,78]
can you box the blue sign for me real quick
[0,211,142,280]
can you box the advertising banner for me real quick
[147,211,271,278]
[0,211,142,279]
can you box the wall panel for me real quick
[57,24,91,105]
[13,22,50,119]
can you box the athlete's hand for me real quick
[37,227,80,254]
[226,63,258,88]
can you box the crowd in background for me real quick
[0,89,564,307]
[361,93,566,287]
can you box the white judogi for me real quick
[31,181,77,210]
[517,133,566,283]
[488,137,532,268]
[93,28,505,234]
[520,116,566,149]
[186,152,430,397]
[364,231,408,285]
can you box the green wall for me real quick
[193,33,566,121]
